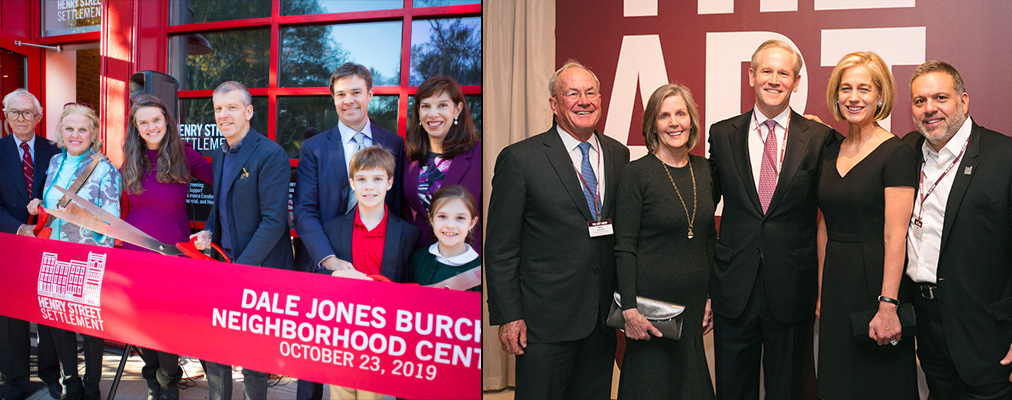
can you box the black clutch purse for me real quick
[850,303,916,344]
[606,292,685,340]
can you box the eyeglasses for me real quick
[64,102,95,110]
[560,90,600,101]
[4,110,37,121]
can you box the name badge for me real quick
[911,218,923,241]
[588,219,614,237]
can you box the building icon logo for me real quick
[38,252,107,306]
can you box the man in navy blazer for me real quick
[0,88,63,400]
[292,63,405,400]
[192,81,294,400]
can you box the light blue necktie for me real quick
[346,132,367,213]
[578,141,599,218]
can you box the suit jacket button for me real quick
[755,248,761,254]
[594,268,600,274]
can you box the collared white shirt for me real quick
[337,119,374,173]
[748,106,791,192]
[906,117,974,283]
[558,126,606,214]
[428,243,479,266]
[13,134,36,163]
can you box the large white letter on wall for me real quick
[705,32,808,156]
[604,34,669,161]
[820,27,926,132]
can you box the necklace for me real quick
[659,154,697,239]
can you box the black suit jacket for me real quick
[0,134,60,233]
[317,210,419,283]
[293,120,405,272]
[485,127,630,343]
[903,122,1012,386]
[206,129,294,270]
[708,110,835,322]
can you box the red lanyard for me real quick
[754,111,791,173]
[576,135,602,221]
[916,135,969,222]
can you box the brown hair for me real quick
[407,76,478,162]
[121,94,193,194]
[329,62,373,95]
[349,145,395,177]
[429,184,479,244]
[826,51,895,122]
[53,104,102,152]
[641,83,702,153]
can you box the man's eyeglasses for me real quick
[560,90,600,101]
[4,110,37,121]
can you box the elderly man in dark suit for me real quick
[0,88,63,400]
[903,61,1012,400]
[707,40,834,400]
[192,81,294,400]
[292,62,406,400]
[486,60,629,400]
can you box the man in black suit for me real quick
[0,89,63,400]
[486,60,629,399]
[903,61,1012,399]
[707,40,834,400]
[192,81,294,400]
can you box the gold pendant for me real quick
[687,229,694,239]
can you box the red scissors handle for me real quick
[30,208,53,239]
[364,275,417,285]
[176,236,232,263]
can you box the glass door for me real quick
[0,37,44,137]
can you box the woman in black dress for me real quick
[816,51,918,399]
[614,83,715,399]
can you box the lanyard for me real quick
[916,136,969,223]
[576,135,602,221]
[754,112,790,174]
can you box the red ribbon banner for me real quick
[0,233,481,399]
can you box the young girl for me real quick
[408,185,480,291]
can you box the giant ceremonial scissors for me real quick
[41,185,231,263]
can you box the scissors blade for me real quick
[52,185,150,239]
[43,207,183,256]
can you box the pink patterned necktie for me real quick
[757,119,778,214]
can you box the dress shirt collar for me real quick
[338,119,373,144]
[753,106,791,133]
[428,243,479,266]
[923,116,973,159]
[221,130,253,154]
[557,125,599,153]
[13,134,36,151]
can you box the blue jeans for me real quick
[204,361,267,400]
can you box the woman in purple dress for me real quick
[119,94,213,400]
[403,76,482,254]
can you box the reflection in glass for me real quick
[169,29,271,91]
[414,0,480,7]
[41,0,101,37]
[409,18,481,86]
[282,0,402,16]
[178,97,270,158]
[276,96,399,159]
[280,22,402,88]
[170,0,270,25]
[407,95,482,139]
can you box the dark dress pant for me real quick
[0,319,60,400]
[713,263,812,400]
[514,322,616,400]
[296,379,323,400]
[51,328,103,400]
[913,291,1012,400]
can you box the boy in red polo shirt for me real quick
[318,145,419,283]
[317,146,418,400]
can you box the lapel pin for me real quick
[241,167,250,179]
[964,166,973,175]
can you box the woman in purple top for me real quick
[119,94,213,400]
[404,76,482,254]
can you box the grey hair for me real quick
[213,81,252,107]
[2,88,43,114]
[548,60,601,97]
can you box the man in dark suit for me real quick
[192,81,294,400]
[292,63,405,400]
[0,88,63,400]
[707,40,834,400]
[902,61,1012,399]
[486,60,629,399]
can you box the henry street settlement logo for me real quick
[37,251,107,331]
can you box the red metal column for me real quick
[99,0,135,167]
